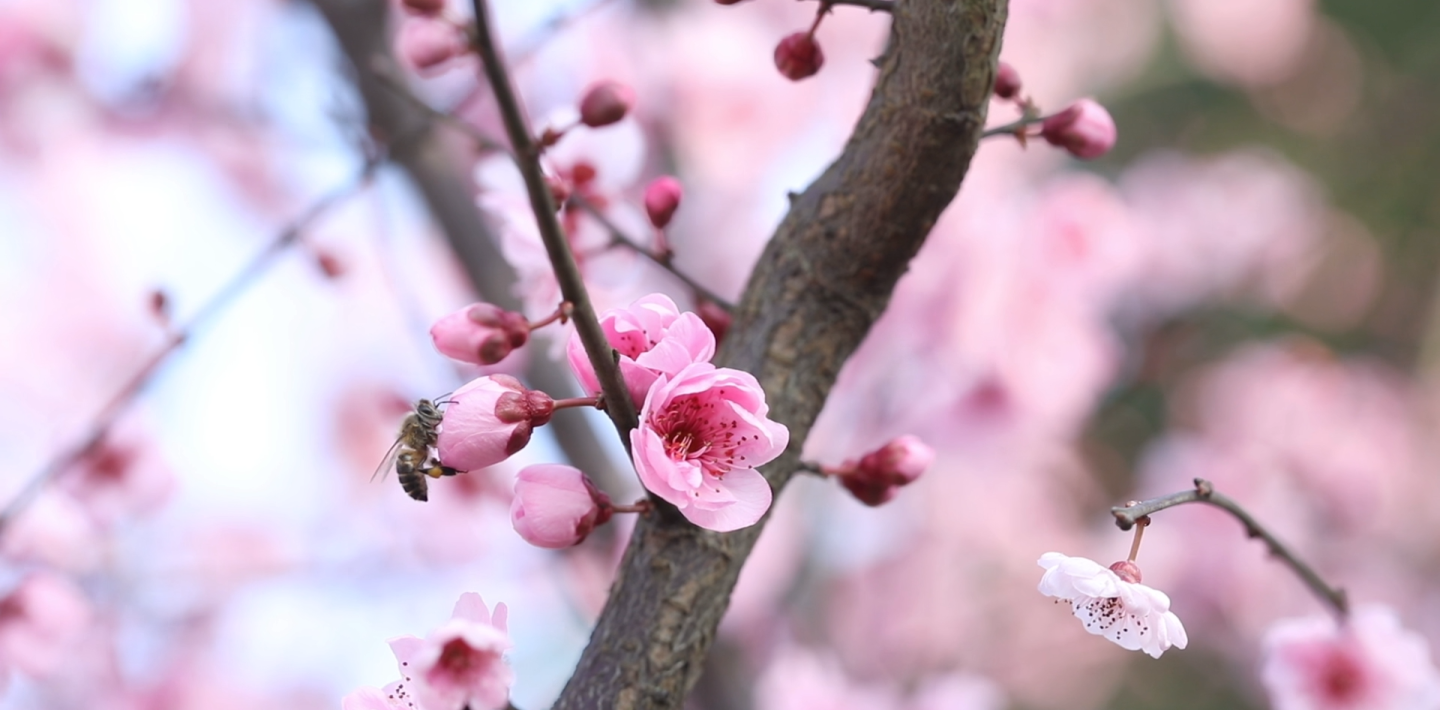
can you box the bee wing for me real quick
[371,437,406,483]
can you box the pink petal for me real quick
[679,468,773,532]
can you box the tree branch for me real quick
[470,0,640,452]
[555,0,1008,706]
[1112,478,1350,621]
[308,0,629,491]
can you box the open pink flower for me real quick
[1261,605,1440,710]
[437,375,555,471]
[388,593,513,710]
[1037,552,1187,658]
[510,464,613,548]
[430,303,530,366]
[568,293,716,409]
[631,362,789,531]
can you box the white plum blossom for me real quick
[1037,552,1188,658]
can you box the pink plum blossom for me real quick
[430,302,530,366]
[510,464,614,548]
[388,593,513,710]
[1041,99,1117,159]
[631,362,789,531]
[437,375,555,471]
[1261,605,1440,710]
[568,293,716,409]
[1037,552,1187,658]
[57,428,175,527]
[0,572,93,678]
[829,435,936,506]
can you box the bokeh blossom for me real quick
[1261,605,1440,710]
[632,362,789,531]
[387,593,513,710]
[1037,552,1187,658]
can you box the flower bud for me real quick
[774,32,824,81]
[437,375,554,471]
[510,464,613,548]
[994,61,1022,100]
[834,435,935,506]
[1040,98,1116,160]
[397,18,464,72]
[430,303,530,366]
[401,0,446,15]
[642,176,683,229]
[578,81,634,128]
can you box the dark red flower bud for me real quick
[994,62,1022,100]
[578,81,634,128]
[774,32,824,82]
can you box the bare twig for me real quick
[1112,478,1350,620]
[369,61,508,154]
[470,0,639,450]
[0,162,379,537]
[569,194,735,313]
[512,0,618,64]
[808,0,896,12]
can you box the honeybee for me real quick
[375,399,458,502]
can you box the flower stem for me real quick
[1126,514,1148,562]
[553,396,604,411]
[1112,478,1350,620]
[610,500,654,514]
[470,0,639,454]
[528,302,573,331]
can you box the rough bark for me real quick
[555,0,1008,707]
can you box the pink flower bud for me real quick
[1040,98,1116,160]
[401,0,446,15]
[578,81,634,128]
[994,61,1022,100]
[430,303,530,366]
[510,464,613,548]
[643,176,683,229]
[774,32,824,81]
[397,18,464,72]
[437,375,555,471]
[1109,560,1142,584]
[835,435,935,506]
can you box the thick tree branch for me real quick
[556,0,1008,707]
[309,0,627,491]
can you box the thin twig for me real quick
[1112,478,1350,621]
[470,0,639,451]
[569,195,735,313]
[979,112,1047,139]
[0,162,380,538]
[806,0,896,12]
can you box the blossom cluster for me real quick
[422,293,789,538]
